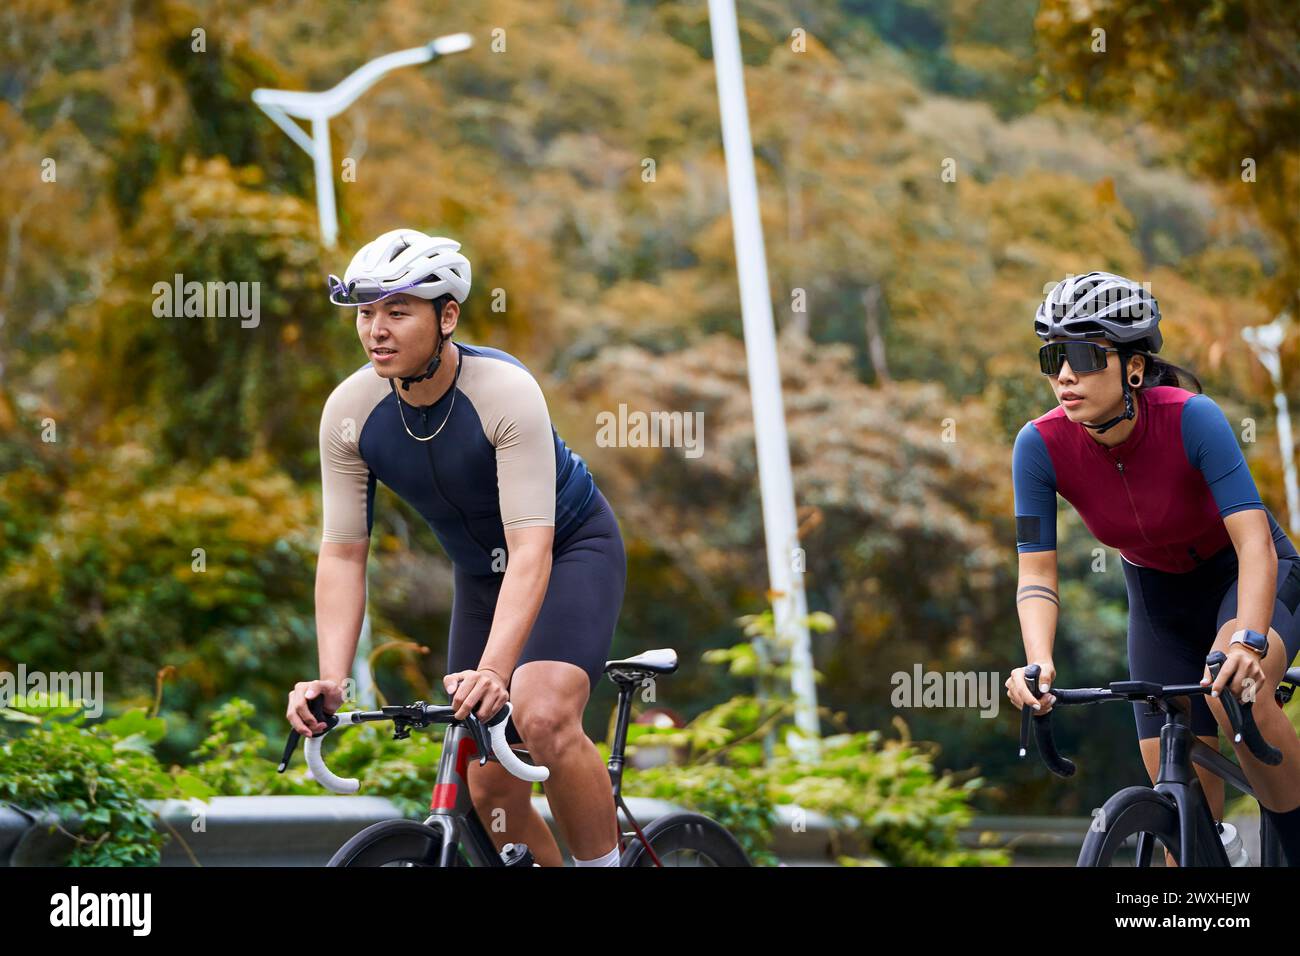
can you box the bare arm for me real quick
[1016,549,1060,665]
[478,525,553,678]
[1223,509,1277,639]
[444,525,554,721]
[1009,549,1060,709]
[1211,509,1277,697]
[286,538,369,736]
[316,540,369,684]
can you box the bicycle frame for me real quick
[1124,687,1291,866]
[606,676,663,865]
[416,675,663,866]
[422,722,509,866]
[1139,705,1232,866]
[1022,657,1297,867]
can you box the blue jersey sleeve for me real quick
[1013,421,1058,552]
[1181,393,1264,518]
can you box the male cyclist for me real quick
[1006,271,1300,864]
[285,229,627,867]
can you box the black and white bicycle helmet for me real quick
[1034,271,1162,353]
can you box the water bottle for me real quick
[500,842,536,867]
[1218,821,1250,866]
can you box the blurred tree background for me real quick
[2,0,1297,816]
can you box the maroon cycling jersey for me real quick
[1013,385,1284,572]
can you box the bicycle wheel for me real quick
[1077,787,1181,867]
[619,811,751,866]
[327,819,457,867]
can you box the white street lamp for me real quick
[708,0,819,755]
[252,33,474,247]
[1243,314,1299,535]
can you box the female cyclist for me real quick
[1006,271,1300,865]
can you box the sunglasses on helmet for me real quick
[1038,341,1122,376]
[328,274,430,306]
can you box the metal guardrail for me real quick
[0,796,682,866]
[0,800,1263,866]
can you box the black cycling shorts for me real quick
[446,488,626,745]
[1123,534,1300,741]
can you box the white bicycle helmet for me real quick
[1034,271,1162,353]
[330,229,471,305]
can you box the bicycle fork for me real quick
[1149,715,1231,867]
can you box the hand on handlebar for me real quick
[287,678,347,737]
[444,668,509,723]
[1202,645,1267,704]
[1007,662,1057,714]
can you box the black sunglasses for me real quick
[1039,341,1121,376]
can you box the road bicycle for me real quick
[1018,650,1299,866]
[278,648,751,866]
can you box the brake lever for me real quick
[465,711,493,766]
[1018,664,1042,758]
[278,696,331,772]
[1019,664,1075,777]
[1207,651,1282,766]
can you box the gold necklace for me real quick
[391,352,460,442]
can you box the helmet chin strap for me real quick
[397,322,447,392]
[1081,369,1136,434]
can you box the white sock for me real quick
[572,845,620,867]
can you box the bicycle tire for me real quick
[1077,787,1181,867]
[619,811,751,867]
[327,819,459,867]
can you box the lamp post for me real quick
[707,0,819,754]
[252,33,473,247]
[1243,314,1299,535]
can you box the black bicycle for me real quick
[1018,650,1299,866]
[278,648,751,867]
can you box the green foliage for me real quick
[2,0,1292,829]
[622,759,782,866]
[85,155,340,469]
[622,626,1007,866]
[0,450,320,757]
[0,691,449,864]
[0,708,173,866]
[776,726,1002,866]
[623,696,1005,866]
[185,697,276,796]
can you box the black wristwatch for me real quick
[1229,628,1269,659]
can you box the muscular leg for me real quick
[510,659,619,863]
[465,750,564,867]
[1205,619,1300,813]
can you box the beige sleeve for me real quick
[319,385,374,543]
[463,359,558,530]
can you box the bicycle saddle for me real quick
[604,648,678,678]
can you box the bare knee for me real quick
[513,704,584,761]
